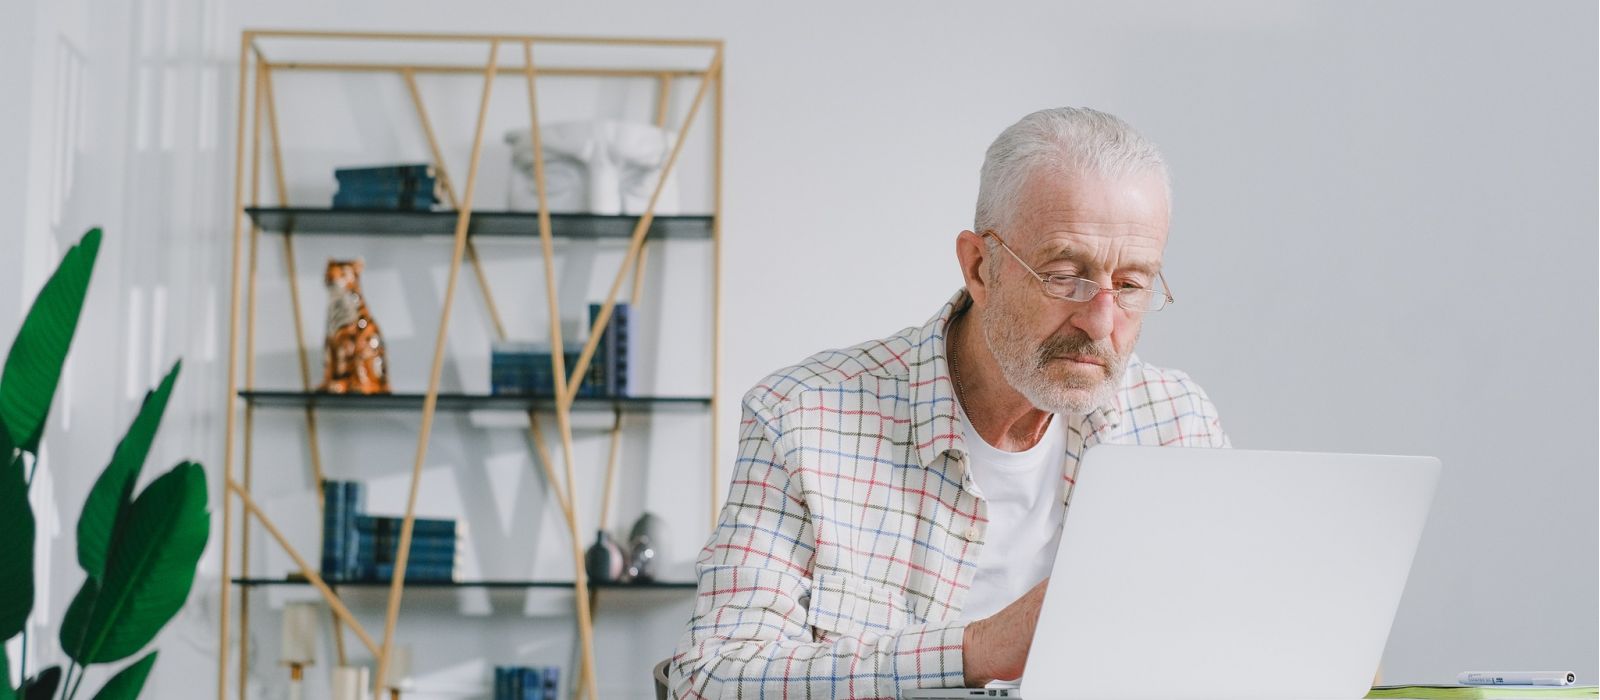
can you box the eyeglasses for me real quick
[981,230,1175,313]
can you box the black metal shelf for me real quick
[245,207,713,239]
[238,390,711,413]
[231,577,695,590]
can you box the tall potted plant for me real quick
[0,228,211,699]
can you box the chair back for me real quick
[652,658,671,700]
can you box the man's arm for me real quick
[669,392,969,698]
[961,578,1049,686]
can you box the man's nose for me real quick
[1068,291,1118,340]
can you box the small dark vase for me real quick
[584,530,625,583]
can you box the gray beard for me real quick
[978,293,1130,416]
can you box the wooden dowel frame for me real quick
[249,28,722,47]
[220,29,726,700]
[218,31,252,700]
[269,62,709,79]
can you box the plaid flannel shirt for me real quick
[671,290,1228,699]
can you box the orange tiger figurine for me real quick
[318,259,391,394]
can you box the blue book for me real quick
[521,668,541,700]
[356,533,457,558]
[332,190,435,211]
[334,176,437,197]
[356,515,460,538]
[490,348,585,397]
[356,545,456,570]
[334,163,436,183]
[355,516,458,575]
[319,481,340,576]
[367,562,454,582]
[342,483,364,579]
[588,303,632,397]
[320,480,365,580]
[541,666,560,700]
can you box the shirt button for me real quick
[964,526,983,542]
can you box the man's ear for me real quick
[956,230,992,307]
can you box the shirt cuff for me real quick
[891,618,970,691]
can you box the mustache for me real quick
[1035,333,1116,369]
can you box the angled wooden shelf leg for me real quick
[237,58,269,700]
[711,56,725,530]
[228,479,382,657]
[400,67,509,341]
[373,39,502,700]
[262,60,345,669]
[219,30,255,700]
[519,38,600,700]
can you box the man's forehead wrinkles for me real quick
[1030,228,1166,254]
[1028,235,1163,272]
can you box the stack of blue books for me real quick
[493,666,560,700]
[355,514,459,582]
[489,303,633,398]
[319,480,460,582]
[332,163,440,210]
[319,480,365,580]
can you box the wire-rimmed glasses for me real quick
[981,230,1175,312]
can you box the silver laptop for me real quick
[902,446,1441,700]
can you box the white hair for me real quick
[974,107,1171,237]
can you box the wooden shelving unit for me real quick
[238,390,712,413]
[217,30,723,700]
[232,578,698,591]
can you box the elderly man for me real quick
[670,107,1228,698]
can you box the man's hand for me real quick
[962,578,1049,686]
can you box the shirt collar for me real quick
[910,290,969,469]
[910,289,1124,468]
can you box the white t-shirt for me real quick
[957,404,1068,623]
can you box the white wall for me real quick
[6,1,1594,698]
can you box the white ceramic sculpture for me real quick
[505,120,681,215]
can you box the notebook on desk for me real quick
[901,446,1442,700]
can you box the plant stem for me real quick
[17,626,26,690]
[66,661,87,700]
[60,661,76,700]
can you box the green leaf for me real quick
[58,576,99,661]
[62,462,208,664]
[0,227,100,455]
[78,361,181,581]
[89,652,156,700]
[0,647,12,700]
[0,414,13,472]
[20,666,60,700]
[0,450,33,639]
